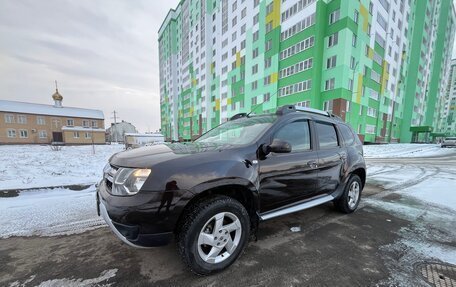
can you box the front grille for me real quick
[104,165,118,193]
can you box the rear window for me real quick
[445,137,456,140]
[316,122,339,149]
[339,124,356,146]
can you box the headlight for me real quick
[112,168,151,196]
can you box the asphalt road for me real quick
[1,155,456,287]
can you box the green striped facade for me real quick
[158,0,455,143]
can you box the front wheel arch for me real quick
[175,183,259,236]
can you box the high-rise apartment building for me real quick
[158,0,455,143]
[437,58,456,135]
[400,0,455,142]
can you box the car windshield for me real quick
[195,115,276,145]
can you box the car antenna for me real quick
[245,86,281,117]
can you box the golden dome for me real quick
[52,89,63,101]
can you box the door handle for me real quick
[307,161,318,168]
[339,154,347,160]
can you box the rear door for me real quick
[258,119,319,212]
[314,121,345,195]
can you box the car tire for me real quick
[178,195,250,275]
[334,174,362,214]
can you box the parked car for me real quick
[96,105,366,275]
[441,137,456,147]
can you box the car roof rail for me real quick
[276,105,331,117]
[229,113,249,121]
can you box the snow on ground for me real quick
[9,269,118,287]
[401,172,456,212]
[0,186,105,238]
[363,143,456,158]
[0,144,124,190]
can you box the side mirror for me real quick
[269,139,292,153]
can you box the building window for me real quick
[280,36,315,60]
[7,129,16,138]
[252,96,257,105]
[329,9,340,24]
[253,13,259,25]
[85,132,91,139]
[251,81,258,90]
[17,115,27,124]
[367,107,377,117]
[354,10,359,24]
[265,39,272,51]
[263,93,271,102]
[328,32,338,47]
[36,116,46,125]
[252,64,258,74]
[4,114,14,124]
[350,56,356,69]
[352,34,357,47]
[39,130,47,138]
[265,57,272,68]
[348,79,354,91]
[266,2,274,14]
[253,30,259,42]
[92,121,98,128]
[82,120,90,127]
[252,48,259,58]
[323,100,333,113]
[366,125,376,134]
[325,78,335,91]
[67,119,74,126]
[326,55,337,69]
[296,101,310,107]
[265,21,273,33]
[278,80,312,97]
[19,129,28,138]
[73,131,80,138]
[241,7,247,18]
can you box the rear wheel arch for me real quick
[351,167,366,188]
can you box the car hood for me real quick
[109,142,233,168]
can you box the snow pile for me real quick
[0,144,124,190]
[0,186,105,238]
[363,144,455,158]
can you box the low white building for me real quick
[106,120,137,143]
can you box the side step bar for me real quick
[259,194,335,221]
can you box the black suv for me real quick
[96,105,366,275]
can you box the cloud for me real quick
[0,0,180,132]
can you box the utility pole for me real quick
[111,111,119,143]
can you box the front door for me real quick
[314,121,344,195]
[52,132,63,142]
[258,120,319,212]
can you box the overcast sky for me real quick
[0,0,179,132]
[0,0,455,132]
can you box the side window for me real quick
[339,124,355,146]
[273,120,311,152]
[316,122,339,148]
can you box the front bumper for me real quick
[98,198,157,248]
[96,180,190,247]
